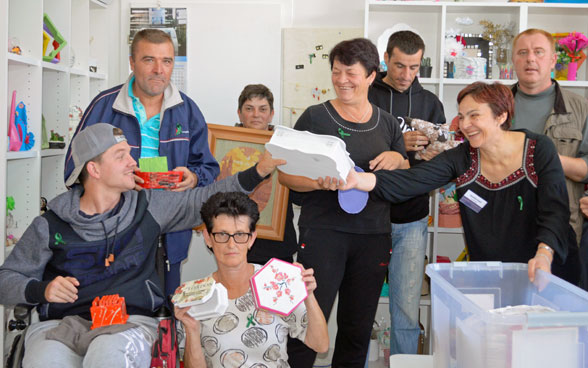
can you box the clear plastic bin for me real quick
[426,262,588,368]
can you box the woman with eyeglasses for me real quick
[174,192,328,368]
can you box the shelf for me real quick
[70,68,88,77]
[41,149,66,157]
[419,78,440,84]
[443,78,516,85]
[7,53,40,67]
[42,61,69,73]
[558,81,588,88]
[6,151,37,160]
[89,72,107,80]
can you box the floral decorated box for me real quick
[172,276,229,320]
[250,258,308,316]
[172,276,216,307]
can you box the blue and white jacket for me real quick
[64,74,220,264]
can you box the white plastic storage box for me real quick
[426,262,588,368]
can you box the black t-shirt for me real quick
[294,101,406,234]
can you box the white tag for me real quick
[459,189,487,213]
[114,135,127,143]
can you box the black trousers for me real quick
[287,228,390,368]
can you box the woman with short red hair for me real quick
[343,81,580,284]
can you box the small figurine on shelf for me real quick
[420,57,432,78]
[42,13,67,63]
[41,115,50,149]
[480,20,515,65]
[14,101,35,151]
[6,196,19,247]
[40,197,48,215]
[8,37,22,55]
[49,130,66,149]
[69,105,83,140]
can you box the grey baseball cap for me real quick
[65,123,128,187]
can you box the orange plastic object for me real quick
[136,171,184,189]
[90,294,129,329]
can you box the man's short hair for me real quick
[238,84,274,111]
[78,127,125,185]
[386,30,425,57]
[200,192,260,233]
[329,38,380,77]
[130,29,174,59]
[512,28,556,53]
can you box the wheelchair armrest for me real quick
[13,304,34,321]
[8,304,34,331]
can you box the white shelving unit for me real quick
[365,0,588,124]
[2,0,108,361]
[364,1,588,361]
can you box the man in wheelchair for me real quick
[0,123,283,367]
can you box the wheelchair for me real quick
[4,235,180,367]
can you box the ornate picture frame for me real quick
[204,124,289,241]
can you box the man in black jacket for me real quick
[368,30,445,355]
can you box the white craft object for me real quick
[454,57,487,80]
[250,258,308,316]
[172,276,229,320]
[265,125,355,183]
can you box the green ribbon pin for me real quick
[338,128,350,139]
[517,196,523,211]
[246,314,256,327]
[54,233,66,246]
[176,123,182,135]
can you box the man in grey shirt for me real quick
[511,28,588,248]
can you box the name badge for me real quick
[459,189,487,213]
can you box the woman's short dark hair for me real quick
[457,82,514,130]
[329,38,380,76]
[200,192,260,233]
[238,84,274,111]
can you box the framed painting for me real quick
[202,124,289,241]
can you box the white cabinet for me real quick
[2,0,109,361]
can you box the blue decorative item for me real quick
[15,101,35,151]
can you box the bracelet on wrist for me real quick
[538,244,554,255]
[536,253,552,264]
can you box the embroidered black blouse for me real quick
[372,129,578,281]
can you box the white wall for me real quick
[108,0,366,86]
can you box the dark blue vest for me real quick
[40,191,164,320]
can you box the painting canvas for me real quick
[206,124,289,241]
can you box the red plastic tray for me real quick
[136,171,183,189]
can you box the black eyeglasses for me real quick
[211,232,252,244]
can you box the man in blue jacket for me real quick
[65,29,220,297]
